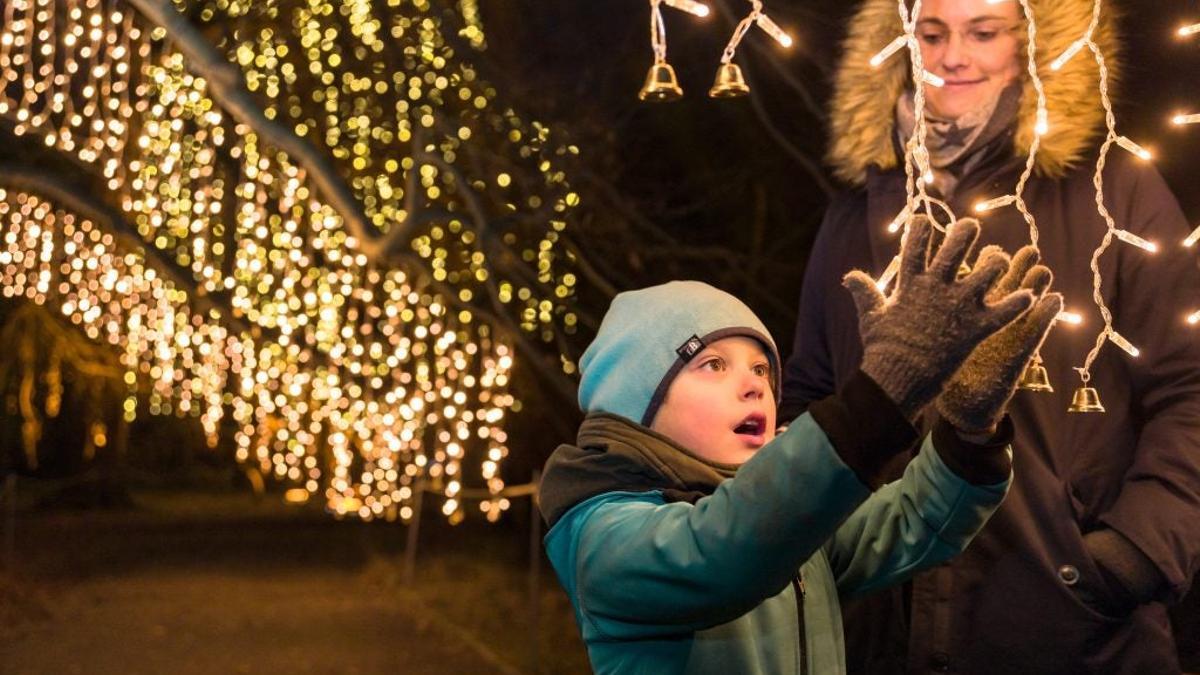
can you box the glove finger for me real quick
[963,248,1012,304]
[1025,292,1064,346]
[843,270,887,318]
[995,246,1040,297]
[930,218,981,282]
[899,215,935,283]
[1021,264,1054,297]
[1007,293,1064,369]
[980,288,1035,335]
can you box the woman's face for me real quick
[916,0,1023,119]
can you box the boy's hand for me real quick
[843,216,1033,420]
[936,245,1063,434]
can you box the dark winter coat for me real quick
[785,1,1200,671]
[784,119,1200,675]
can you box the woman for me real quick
[780,0,1200,673]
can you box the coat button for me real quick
[1058,564,1080,586]
[930,652,952,672]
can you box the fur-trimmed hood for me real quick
[827,0,1118,185]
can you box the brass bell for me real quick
[1018,362,1053,392]
[1068,386,1105,413]
[709,62,750,98]
[638,62,684,102]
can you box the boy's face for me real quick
[650,336,776,465]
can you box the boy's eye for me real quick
[700,357,726,372]
[752,363,770,378]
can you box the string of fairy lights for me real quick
[634,0,1199,413]
[0,0,580,523]
[638,0,793,102]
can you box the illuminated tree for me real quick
[0,0,590,522]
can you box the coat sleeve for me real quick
[545,405,928,640]
[1096,161,1200,602]
[821,433,1010,598]
[779,201,852,423]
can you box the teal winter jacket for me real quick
[540,373,1012,674]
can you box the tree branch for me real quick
[125,0,408,262]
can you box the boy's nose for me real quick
[741,374,765,400]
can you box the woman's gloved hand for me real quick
[936,245,1064,434]
[843,216,1034,420]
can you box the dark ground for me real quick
[0,483,1197,674]
[0,488,589,675]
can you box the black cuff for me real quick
[931,415,1013,486]
[808,370,920,490]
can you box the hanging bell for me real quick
[638,62,684,102]
[709,63,750,98]
[1018,362,1053,392]
[1068,386,1105,413]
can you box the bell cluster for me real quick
[638,0,793,102]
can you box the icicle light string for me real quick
[720,0,793,65]
[1054,0,1158,387]
[872,0,1165,404]
[869,0,958,293]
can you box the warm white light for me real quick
[1057,311,1084,325]
[870,34,907,68]
[876,256,900,292]
[1179,23,1200,37]
[1035,108,1049,136]
[887,205,912,234]
[1183,223,1200,247]
[663,0,710,18]
[755,15,793,48]
[975,195,1017,213]
[1173,113,1200,126]
[1108,330,1140,358]
[922,71,945,88]
[1113,228,1158,253]
[1050,39,1086,71]
[1187,310,1200,325]
[1115,135,1153,161]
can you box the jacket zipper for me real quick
[793,574,808,675]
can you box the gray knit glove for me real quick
[936,245,1064,433]
[843,216,1034,420]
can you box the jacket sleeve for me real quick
[545,410,912,640]
[821,430,1010,598]
[779,201,850,423]
[1095,161,1200,603]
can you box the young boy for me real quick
[539,218,1062,674]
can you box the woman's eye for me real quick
[971,30,998,42]
[919,32,946,45]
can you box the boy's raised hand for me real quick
[843,216,1033,420]
[936,245,1063,434]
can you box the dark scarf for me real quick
[538,413,739,529]
[895,82,1022,199]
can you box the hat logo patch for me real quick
[676,335,705,361]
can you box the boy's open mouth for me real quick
[732,413,766,437]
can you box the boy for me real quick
[539,218,1061,674]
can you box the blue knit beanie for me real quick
[578,281,781,426]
